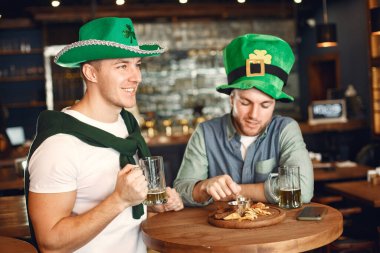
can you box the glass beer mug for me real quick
[139,156,168,205]
[269,165,302,209]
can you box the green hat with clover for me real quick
[54,17,165,68]
[216,33,294,102]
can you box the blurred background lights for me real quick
[51,0,60,7]
[116,0,125,5]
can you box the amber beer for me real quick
[139,156,168,206]
[144,189,168,205]
[278,165,302,209]
[279,188,301,209]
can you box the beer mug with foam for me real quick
[278,165,302,209]
[139,156,168,205]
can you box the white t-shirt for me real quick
[28,109,147,253]
[240,135,258,160]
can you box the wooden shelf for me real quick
[0,48,43,55]
[0,26,45,141]
[145,134,191,148]
[5,101,46,109]
[52,73,81,79]
[0,75,45,82]
[28,3,293,22]
[299,119,368,134]
[0,18,35,29]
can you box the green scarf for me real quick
[25,109,150,249]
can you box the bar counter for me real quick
[299,119,367,134]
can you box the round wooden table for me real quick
[142,202,343,253]
[0,236,37,253]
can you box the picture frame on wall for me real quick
[308,99,347,125]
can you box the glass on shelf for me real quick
[194,116,206,127]
[178,119,189,135]
[162,119,173,137]
[20,39,31,53]
[0,38,32,53]
[145,120,156,138]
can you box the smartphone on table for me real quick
[297,206,327,221]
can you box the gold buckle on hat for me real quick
[246,59,265,77]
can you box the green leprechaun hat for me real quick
[54,17,165,68]
[216,34,294,102]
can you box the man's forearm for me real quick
[239,183,267,202]
[192,180,211,203]
[33,192,129,253]
[192,181,267,204]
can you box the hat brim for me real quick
[216,79,294,102]
[54,40,165,68]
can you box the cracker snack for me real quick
[212,202,272,222]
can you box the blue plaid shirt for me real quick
[174,113,314,206]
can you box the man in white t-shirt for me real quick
[27,17,183,253]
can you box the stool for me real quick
[338,206,362,217]
[0,236,37,253]
[313,195,363,228]
[312,195,343,205]
[327,236,376,253]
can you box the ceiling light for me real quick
[237,0,246,3]
[51,0,60,7]
[316,0,337,47]
[294,0,302,3]
[116,0,125,5]
[179,0,188,4]
[306,18,316,28]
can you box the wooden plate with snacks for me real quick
[208,204,286,229]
